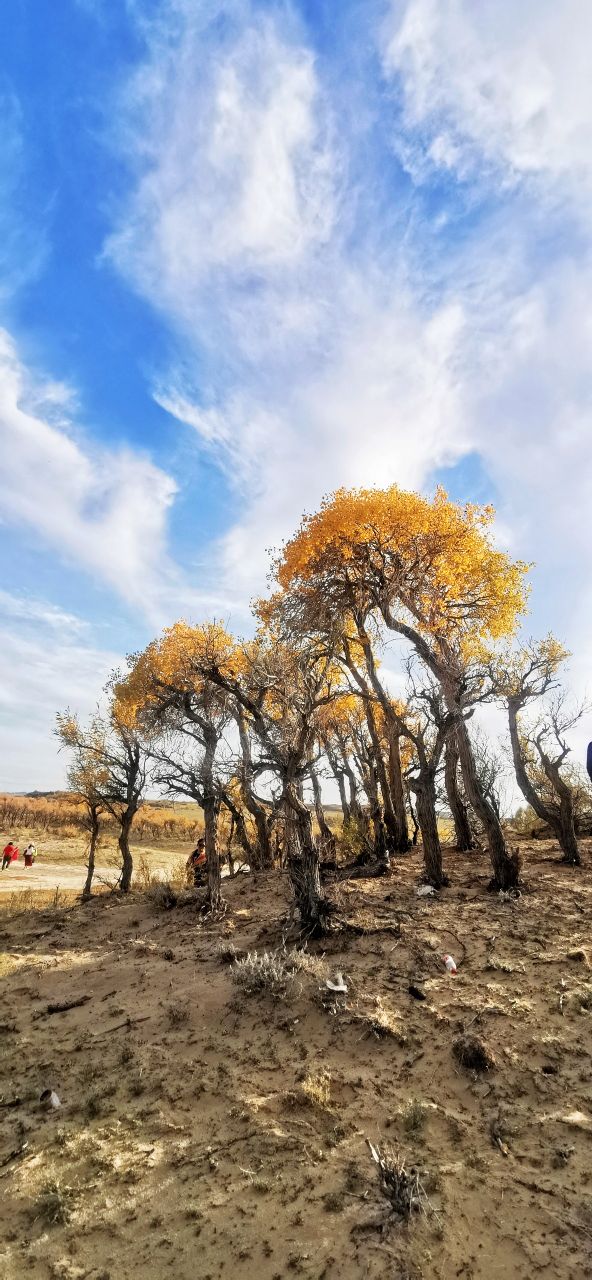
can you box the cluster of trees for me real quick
[0,793,200,844]
[57,485,589,928]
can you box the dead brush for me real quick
[166,1002,190,1028]
[147,878,178,911]
[231,949,299,998]
[453,1033,496,1072]
[300,1069,332,1109]
[366,1140,429,1220]
[31,1178,76,1226]
[356,998,407,1045]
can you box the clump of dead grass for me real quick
[147,879,178,911]
[166,1002,190,1028]
[31,1178,75,1226]
[300,1069,332,1108]
[231,949,297,998]
[403,1098,426,1134]
[356,998,407,1044]
[366,1140,430,1219]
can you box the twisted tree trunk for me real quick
[387,724,411,851]
[285,789,333,934]
[444,732,475,851]
[83,804,100,900]
[119,810,134,893]
[310,764,336,858]
[507,702,580,866]
[453,713,519,890]
[365,703,398,852]
[202,729,222,912]
[411,774,447,888]
[236,709,273,869]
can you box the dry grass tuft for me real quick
[166,1002,190,1028]
[31,1178,75,1226]
[147,879,179,911]
[403,1098,426,1133]
[366,1140,430,1219]
[231,950,298,998]
[300,1069,332,1108]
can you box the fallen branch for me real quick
[43,995,91,1016]
[0,1141,28,1169]
[91,1014,151,1038]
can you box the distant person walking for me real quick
[587,742,592,786]
[23,842,37,869]
[2,841,19,871]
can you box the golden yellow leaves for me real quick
[276,483,530,654]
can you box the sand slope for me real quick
[0,842,591,1280]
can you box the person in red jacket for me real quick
[186,838,206,886]
[2,841,19,871]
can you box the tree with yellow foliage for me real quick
[55,712,108,898]
[275,484,529,889]
[56,706,149,893]
[114,622,236,912]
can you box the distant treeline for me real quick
[0,793,200,842]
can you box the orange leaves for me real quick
[114,621,238,729]
[275,483,530,656]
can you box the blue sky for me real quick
[1,0,591,789]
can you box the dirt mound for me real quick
[1,841,591,1279]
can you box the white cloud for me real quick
[106,2,337,356]
[0,328,189,623]
[0,593,121,792]
[382,0,592,197]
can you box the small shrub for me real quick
[31,1179,75,1226]
[366,1141,428,1219]
[403,1099,426,1134]
[147,879,178,911]
[166,1002,189,1028]
[285,947,329,981]
[231,950,297,998]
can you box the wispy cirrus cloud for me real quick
[382,0,592,199]
[0,327,196,624]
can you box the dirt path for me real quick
[0,860,117,895]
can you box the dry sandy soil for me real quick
[1,840,591,1280]
[0,836,188,900]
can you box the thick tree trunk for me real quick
[413,775,448,888]
[236,709,273,868]
[83,805,100,899]
[541,751,581,866]
[365,704,398,852]
[310,764,336,857]
[119,811,134,893]
[285,791,334,934]
[454,713,519,890]
[444,732,475,851]
[387,725,411,851]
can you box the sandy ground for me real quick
[0,835,189,899]
[0,839,591,1280]
[0,862,118,896]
